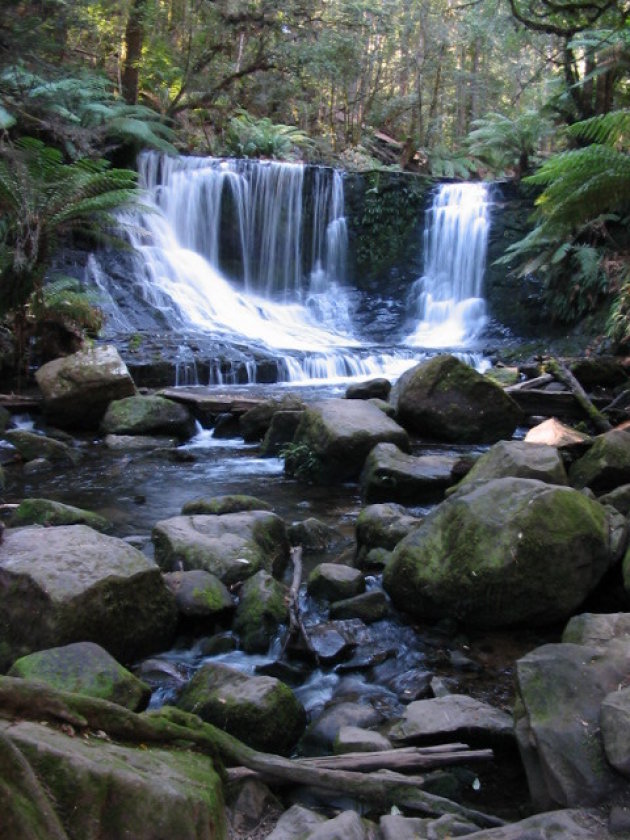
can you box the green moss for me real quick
[11,498,111,532]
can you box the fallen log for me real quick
[282,545,320,664]
[297,744,494,772]
[505,386,610,422]
[0,677,504,828]
[545,358,612,433]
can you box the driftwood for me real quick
[296,744,494,772]
[545,358,612,433]
[0,677,504,828]
[282,545,320,664]
[506,373,554,391]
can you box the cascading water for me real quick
[405,182,490,348]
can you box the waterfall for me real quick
[405,182,490,348]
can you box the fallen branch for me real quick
[282,545,320,664]
[0,677,504,828]
[295,744,494,772]
[545,358,612,434]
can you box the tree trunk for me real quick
[121,0,146,105]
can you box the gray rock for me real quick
[514,640,630,809]
[306,810,368,840]
[163,569,234,618]
[569,429,630,491]
[101,394,196,440]
[307,563,365,602]
[562,612,630,647]
[454,808,613,839]
[288,518,341,553]
[304,622,356,664]
[11,497,110,532]
[8,642,150,711]
[355,503,422,566]
[0,525,177,670]
[598,483,630,515]
[346,378,391,401]
[601,686,630,776]
[450,440,568,493]
[302,701,384,754]
[260,410,304,456]
[390,354,522,444]
[389,694,513,747]
[329,590,389,623]
[104,434,178,450]
[380,813,478,839]
[176,662,306,755]
[360,443,459,504]
[383,478,614,628]
[287,398,409,484]
[4,429,79,465]
[334,725,391,753]
[35,344,136,430]
[267,805,327,840]
[152,510,290,585]
[240,396,305,442]
[181,494,271,515]
[228,778,282,834]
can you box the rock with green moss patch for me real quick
[287,398,409,484]
[101,394,196,440]
[389,354,522,443]
[0,524,177,671]
[163,570,235,619]
[360,442,459,504]
[181,495,271,516]
[287,518,340,553]
[355,504,422,567]
[0,717,226,839]
[233,570,288,653]
[329,590,389,623]
[152,511,290,585]
[8,642,150,711]
[35,344,137,430]
[449,440,567,495]
[176,662,306,755]
[260,410,304,456]
[383,477,613,627]
[240,396,305,442]
[569,429,630,492]
[11,498,111,532]
[514,639,630,809]
[4,430,79,465]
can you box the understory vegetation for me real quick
[0,0,629,358]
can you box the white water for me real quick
[406,183,490,348]
[89,154,492,383]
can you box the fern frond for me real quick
[567,110,630,149]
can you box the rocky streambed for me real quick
[1,345,630,839]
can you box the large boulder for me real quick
[355,503,423,567]
[0,525,177,670]
[240,396,305,442]
[569,429,630,492]
[11,498,111,532]
[163,570,235,620]
[601,685,630,777]
[176,663,306,755]
[450,440,568,493]
[8,642,150,711]
[286,398,409,484]
[0,716,225,840]
[382,477,613,627]
[307,563,365,603]
[514,638,630,809]
[389,354,522,443]
[101,394,196,440]
[35,344,136,430]
[152,511,290,585]
[4,430,79,465]
[360,442,459,503]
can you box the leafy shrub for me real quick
[223,110,314,160]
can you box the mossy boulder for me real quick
[181,495,271,516]
[11,498,111,532]
[355,503,423,567]
[382,477,613,628]
[389,354,522,443]
[449,440,568,494]
[35,344,136,430]
[329,590,389,623]
[176,663,306,755]
[360,442,459,504]
[514,639,630,809]
[569,429,630,492]
[240,396,305,442]
[101,394,196,440]
[260,410,303,456]
[163,570,235,619]
[8,642,150,711]
[287,518,340,553]
[4,430,79,465]
[233,570,289,653]
[0,524,177,670]
[0,717,226,840]
[345,378,391,401]
[152,511,290,585]
[287,398,409,484]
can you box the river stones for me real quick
[360,442,459,503]
[329,590,389,623]
[11,497,111,532]
[286,398,409,484]
[233,570,289,653]
[35,344,136,429]
[524,416,592,451]
[334,725,392,754]
[355,503,423,567]
[181,494,271,515]
[101,394,196,440]
[514,638,630,809]
[601,686,630,777]
[176,662,306,755]
[163,569,234,620]
[8,642,151,711]
[0,524,177,670]
[569,428,630,491]
[240,396,305,442]
[307,563,365,602]
[389,354,522,443]
[450,439,568,492]
[268,805,328,840]
[152,510,290,585]
[0,717,225,840]
[287,517,341,553]
[260,410,304,456]
[382,477,614,628]
[4,429,79,465]
[345,378,391,400]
